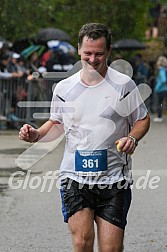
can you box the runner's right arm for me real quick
[19,120,64,143]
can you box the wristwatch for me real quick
[128,135,138,147]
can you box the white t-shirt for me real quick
[50,67,147,185]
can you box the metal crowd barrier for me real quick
[0,77,62,129]
[1,74,167,130]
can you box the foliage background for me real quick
[0,0,155,47]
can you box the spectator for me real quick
[27,51,40,73]
[0,54,22,78]
[133,54,149,85]
[147,60,156,113]
[0,41,12,59]
[17,56,31,79]
[145,1,162,38]
[7,53,20,72]
[153,56,167,122]
[41,48,54,67]
[46,49,63,72]
[7,53,23,78]
[46,49,75,72]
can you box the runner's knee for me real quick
[73,232,94,251]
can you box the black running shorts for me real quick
[60,178,132,230]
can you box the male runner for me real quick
[19,23,150,252]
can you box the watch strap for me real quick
[128,135,138,146]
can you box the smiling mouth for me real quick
[87,62,99,68]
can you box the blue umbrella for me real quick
[47,40,76,54]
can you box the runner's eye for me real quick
[84,52,91,56]
[96,53,104,56]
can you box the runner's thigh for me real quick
[68,208,95,244]
[96,217,124,252]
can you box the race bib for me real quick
[75,149,107,176]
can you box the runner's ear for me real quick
[78,43,81,55]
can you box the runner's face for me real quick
[78,36,111,77]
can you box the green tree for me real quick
[0,0,152,45]
[58,0,151,45]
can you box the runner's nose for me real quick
[89,54,97,63]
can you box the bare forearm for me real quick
[115,113,150,154]
[19,120,64,143]
[128,113,150,141]
[37,120,64,142]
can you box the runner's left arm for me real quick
[115,113,150,154]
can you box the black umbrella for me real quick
[36,28,70,43]
[112,39,147,50]
[12,38,34,53]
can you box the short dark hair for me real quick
[78,23,112,51]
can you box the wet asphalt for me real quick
[0,116,167,252]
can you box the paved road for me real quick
[125,117,167,252]
[0,116,167,252]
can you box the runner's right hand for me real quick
[19,124,39,143]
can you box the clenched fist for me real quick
[19,124,40,143]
